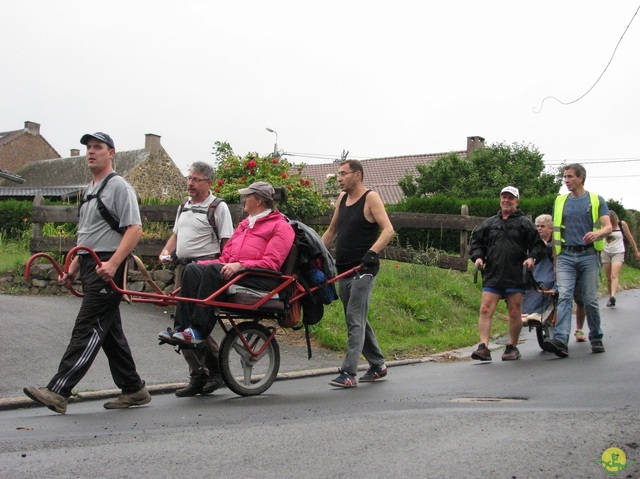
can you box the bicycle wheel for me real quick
[219,321,280,396]
[536,320,554,349]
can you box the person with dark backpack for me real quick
[24,132,150,413]
[158,161,233,397]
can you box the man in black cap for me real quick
[24,132,151,414]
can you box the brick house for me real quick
[0,121,60,183]
[301,135,485,205]
[0,130,187,201]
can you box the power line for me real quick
[533,3,640,113]
[545,158,640,167]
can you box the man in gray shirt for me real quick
[24,132,150,414]
[159,161,233,397]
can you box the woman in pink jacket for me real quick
[164,182,295,344]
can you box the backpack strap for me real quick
[78,172,126,235]
[178,195,225,243]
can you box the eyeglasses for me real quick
[187,176,211,183]
[337,171,356,177]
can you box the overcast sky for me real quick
[2,1,639,208]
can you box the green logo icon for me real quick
[595,447,637,476]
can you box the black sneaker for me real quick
[359,365,388,382]
[329,370,357,388]
[606,297,616,307]
[501,345,521,361]
[471,343,492,361]
[543,338,569,358]
[591,340,606,353]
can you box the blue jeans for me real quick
[338,273,385,376]
[555,250,603,344]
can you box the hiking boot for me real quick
[525,313,542,328]
[329,370,357,388]
[23,386,68,414]
[359,365,388,382]
[543,338,569,358]
[501,345,521,361]
[172,327,204,344]
[175,382,204,397]
[471,343,492,361]
[574,329,586,342]
[103,383,151,409]
[591,340,606,354]
[606,297,616,307]
[201,375,224,394]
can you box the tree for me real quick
[399,141,561,199]
[211,141,329,221]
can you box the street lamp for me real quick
[265,127,278,156]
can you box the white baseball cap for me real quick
[500,186,519,199]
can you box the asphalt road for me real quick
[1,290,639,478]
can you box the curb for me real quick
[0,354,471,412]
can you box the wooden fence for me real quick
[30,196,485,271]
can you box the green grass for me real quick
[0,231,31,272]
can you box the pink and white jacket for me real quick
[198,211,294,271]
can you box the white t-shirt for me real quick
[604,228,625,254]
[173,194,233,260]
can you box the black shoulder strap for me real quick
[178,196,225,243]
[207,197,224,242]
[78,172,125,235]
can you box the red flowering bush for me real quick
[212,141,329,221]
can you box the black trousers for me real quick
[175,263,280,337]
[47,253,143,398]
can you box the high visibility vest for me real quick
[553,192,604,255]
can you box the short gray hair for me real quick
[189,161,214,180]
[535,214,552,227]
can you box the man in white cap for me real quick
[469,186,546,361]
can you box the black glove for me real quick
[360,250,380,276]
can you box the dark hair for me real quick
[340,159,364,180]
[564,163,587,185]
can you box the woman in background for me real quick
[603,211,640,307]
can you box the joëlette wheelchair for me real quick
[26,245,356,397]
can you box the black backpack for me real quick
[177,196,225,243]
[78,172,126,235]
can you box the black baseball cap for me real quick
[80,132,115,149]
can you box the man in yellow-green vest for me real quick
[544,163,612,358]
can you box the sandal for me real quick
[574,329,586,342]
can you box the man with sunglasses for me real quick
[158,161,233,397]
[323,160,395,388]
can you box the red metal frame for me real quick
[25,246,360,361]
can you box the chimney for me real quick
[25,121,40,134]
[145,133,162,154]
[70,149,80,157]
[467,136,485,153]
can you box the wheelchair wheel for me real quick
[536,321,554,350]
[219,321,280,397]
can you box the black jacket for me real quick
[470,209,546,290]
